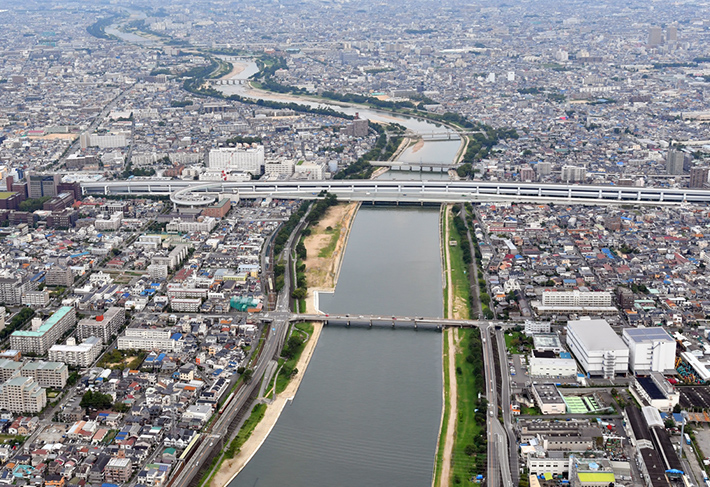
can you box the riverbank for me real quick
[211,321,324,487]
[220,61,246,79]
[303,202,360,314]
[434,204,480,487]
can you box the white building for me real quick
[21,290,50,307]
[529,352,577,378]
[95,213,122,231]
[530,383,566,414]
[148,264,169,280]
[208,145,264,175]
[264,160,295,176]
[0,376,46,413]
[170,298,202,313]
[542,290,612,307]
[80,132,129,149]
[166,217,217,233]
[294,162,325,180]
[117,328,182,351]
[566,319,629,379]
[534,290,616,314]
[561,165,586,182]
[49,337,103,367]
[622,328,676,374]
[524,320,551,336]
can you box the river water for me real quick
[228,77,459,487]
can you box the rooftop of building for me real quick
[567,319,627,352]
[623,327,674,343]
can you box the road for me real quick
[81,179,710,205]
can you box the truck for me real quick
[685,433,692,445]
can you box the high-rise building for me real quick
[648,26,663,47]
[690,167,709,188]
[561,165,586,182]
[536,162,552,176]
[520,166,536,182]
[0,376,46,413]
[667,24,678,42]
[27,173,60,199]
[666,150,687,175]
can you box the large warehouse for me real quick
[566,319,629,379]
[622,328,676,374]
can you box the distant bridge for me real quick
[409,131,482,141]
[80,179,710,206]
[369,160,454,172]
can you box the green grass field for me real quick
[275,322,313,394]
[449,328,487,485]
[447,209,472,319]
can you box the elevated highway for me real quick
[81,179,710,206]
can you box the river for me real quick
[227,77,459,487]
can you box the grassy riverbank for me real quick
[450,329,487,484]
[433,330,452,487]
[434,204,486,487]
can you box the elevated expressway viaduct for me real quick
[80,179,710,206]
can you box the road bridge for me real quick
[369,160,454,172]
[81,179,710,206]
[290,313,487,330]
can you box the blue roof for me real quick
[171,333,182,341]
[71,251,90,258]
[560,352,572,359]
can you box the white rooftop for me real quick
[568,319,627,352]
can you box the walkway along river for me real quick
[223,78,461,487]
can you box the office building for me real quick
[566,319,629,378]
[208,146,265,175]
[561,165,586,182]
[27,173,60,199]
[622,328,676,374]
[49,337,103,368]
[20,361,69,388]
[0,376,46,413]
[202,198,231,218]
[529,351,577,378]
[77,307,125,344]
[690,167,709,189]
[524,320,550,336]
[666,150,687,175]
[531,383,566,414]
[667,24,678,43]
[10,306,77,355]
[633,373,679,412]
[648,26,663,46]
